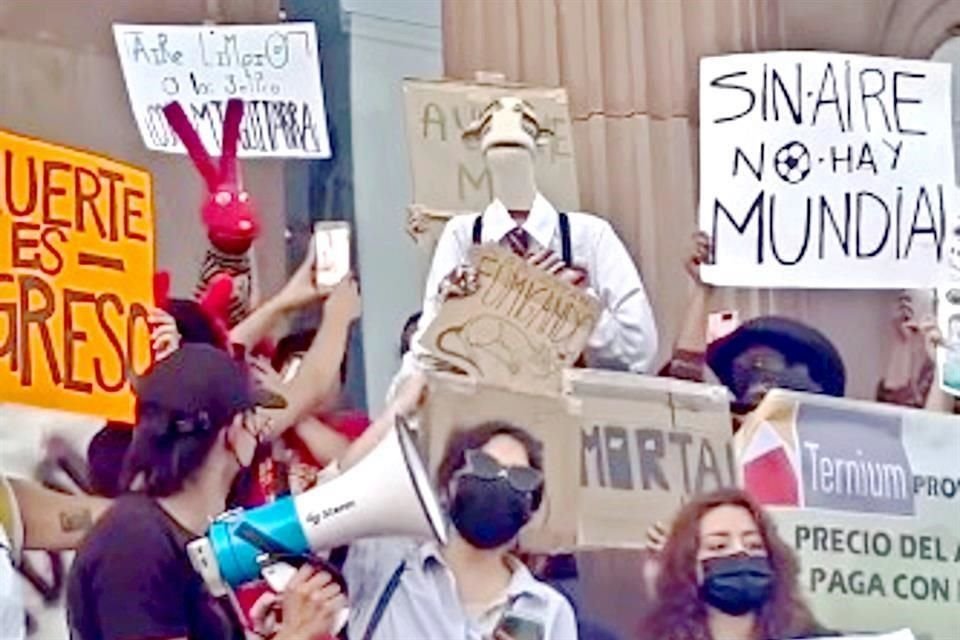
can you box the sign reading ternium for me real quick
[421,245,600,394]
[698,52,957,289]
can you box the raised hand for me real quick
[148,308,180,362]
[686,231,713,284]
[275,242,333,313]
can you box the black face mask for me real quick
[700,553,774,616]
[449,474,532,549]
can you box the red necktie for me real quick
[501,226,531,257]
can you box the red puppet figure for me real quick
[162,99,259,327]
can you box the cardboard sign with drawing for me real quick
[402,79,580,250]
[420,245,600,395]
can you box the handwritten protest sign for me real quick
[402,79,580,250]
[699,52,956,288]
[421,371,732,551]
[0,130,154,422]
[737,391,960,640]
[419,244,600,395]
[568,370,734,547]
[113,23,330,158]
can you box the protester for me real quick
[234,320,367,507]
[230,243,363,441]
[336,390,577,640]
[876,292,936,407]
[394,98,658,402]
[1,473,110,640]
[663,233,846,417]
[642,488,829,640]
[86,299,224,498]
[66,344,346,640]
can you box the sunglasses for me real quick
[459,449,543,493]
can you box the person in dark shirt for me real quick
[67,344,346,640]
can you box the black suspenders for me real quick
[472,212,572,266]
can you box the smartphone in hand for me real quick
[314,221,351,287]
[494,613,544,640]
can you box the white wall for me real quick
[343,0,442,412]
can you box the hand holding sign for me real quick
[438,264,480,301]
[686,231,714,285]
[148,308,181,363]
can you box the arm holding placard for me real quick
[389,219,475,401]
[876,294,935,408]
[661,232,713,382]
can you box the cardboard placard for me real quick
[419,245,601,395]
[699,52,956,288]
[402,79,580,250]
[0,130,154,421]
[567,370,734,548]
[736,390,960,640]
[421,370,733,551]
[422,372,581,551]
[113,23,331,158]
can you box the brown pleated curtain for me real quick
[443,0,960,401]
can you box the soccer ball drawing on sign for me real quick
[774,141,811,184]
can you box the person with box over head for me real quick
[392,96,658,400]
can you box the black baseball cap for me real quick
[133,344,286,432]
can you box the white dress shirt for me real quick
[391,194,658,398]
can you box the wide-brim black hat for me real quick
[706,316,846,397]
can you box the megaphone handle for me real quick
[260,553,349,596]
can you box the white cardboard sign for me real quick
[699,52,956,289]
[113,23,331,158]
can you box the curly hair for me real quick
[643,488,822,640]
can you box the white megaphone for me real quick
[186,419,446,601]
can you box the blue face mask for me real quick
[699,553,775,616]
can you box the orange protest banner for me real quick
[0,129,154,422]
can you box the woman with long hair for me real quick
[643,488,828,640]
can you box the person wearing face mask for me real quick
[642,488,830,640]
[338,417,577,640]
[66,344,347,640]
[662,233,846,421]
